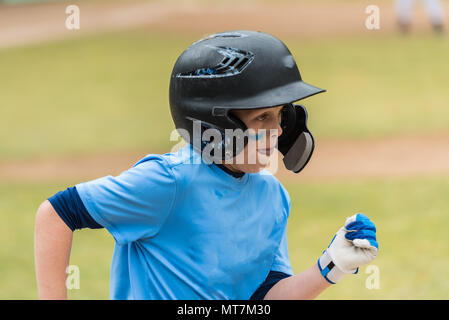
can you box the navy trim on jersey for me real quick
[47,186,103,231]
[250,270,292,300]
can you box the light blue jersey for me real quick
[76,144,293,299]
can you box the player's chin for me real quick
[242,161,270,174]
[233,151,272,173]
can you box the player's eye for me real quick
[255,109,283,123]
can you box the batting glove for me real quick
[317,213,378,284]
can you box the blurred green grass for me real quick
[2,175,448,299]
[1,30,449,160]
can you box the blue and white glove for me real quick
[317,213,378,284]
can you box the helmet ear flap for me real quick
[278,104,315,173]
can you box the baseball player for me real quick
[34,30,378,300]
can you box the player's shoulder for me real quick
[133,144,193,167]
[130,144,202,184]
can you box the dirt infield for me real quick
[0,0,447,48]
[2,132,449,182]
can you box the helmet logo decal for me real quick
[177,46,254,78]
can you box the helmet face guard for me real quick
[169,30,325,173]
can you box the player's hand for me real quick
[317,213,378,284]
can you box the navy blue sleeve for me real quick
[47,186,103,231]
[250,270,292,300]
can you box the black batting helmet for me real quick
[169,30,325,173]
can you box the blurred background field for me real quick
[1,0,448,299]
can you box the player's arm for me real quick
[264,213,379,300]
[34,199,73,300]
[263,263,330,300]
[34,187,103,299]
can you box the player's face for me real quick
[224,105,284,174]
